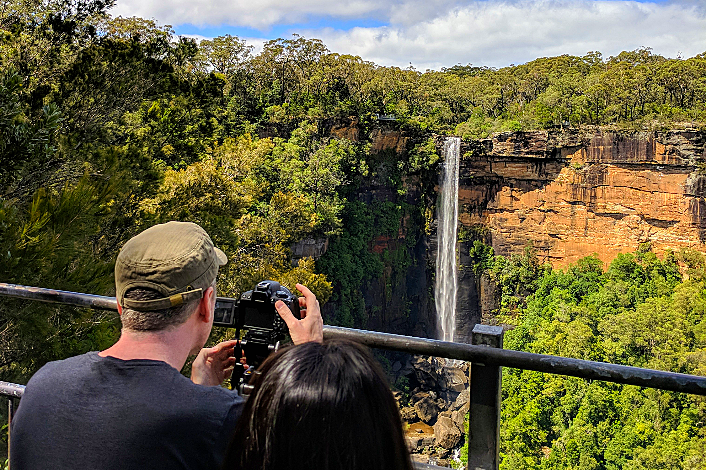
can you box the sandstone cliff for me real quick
[455,129,706,268]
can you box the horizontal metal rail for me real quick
[324,327,706,395]
[1,381,25,398]
[2,282,706,396]
[414,462,450,470]
[0,283,117,310]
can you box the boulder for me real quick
[439,390,458,405]
[405,436,423,451]
[421,436,436,448]
[437,410,452,420]
[445,367,468,393]
[414,396,439,423]
[400,406,418,422]
[452,404,469,430]
[397,359,415,378]
[438,397,450,410]
[412,356,442,390]
[433,415,462,449]
[410,390,435,405]
[453,388,470,410]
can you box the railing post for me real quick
[467,324,503,470]
[8,398,14,469]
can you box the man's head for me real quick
[115,221,227,332]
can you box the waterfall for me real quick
[435,137,460,342]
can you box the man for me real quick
[10,221,323,470]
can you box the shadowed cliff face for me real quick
[456,129,706,268]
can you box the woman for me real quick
[223,339,414,470]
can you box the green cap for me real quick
[116,221,227,311]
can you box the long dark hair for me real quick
[223,339,414,470]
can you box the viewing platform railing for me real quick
[2,282,706,469]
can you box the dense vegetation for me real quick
[0,0,448,384]
[1,0,706,465]
[461,242,706,469]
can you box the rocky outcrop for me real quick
[454,129,706,267]
[413,393,440,423]
[290,238,329,264]
[328,116,360,141]
[396,356,470,465]
[433,414,462,449]
[370,127,410,154]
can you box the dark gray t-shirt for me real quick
[10,352,244,470]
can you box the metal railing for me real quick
[2,282,706,469]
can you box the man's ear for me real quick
[198,286,215,324]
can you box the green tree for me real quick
[197,34,252,75]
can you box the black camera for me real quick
[213,280,300,395]
[214,280,300,332]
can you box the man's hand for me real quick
[275,283,323,345]
[191,339,238,386]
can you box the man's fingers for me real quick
[275,300,297,327]
[274,284,323,345]
[296,283,315,302]
[297,284,319,318]
[297,296,307,319]
[197,341,238,366]
[296,284,320,313]
[210,340,237,356]
[217,339,239,350]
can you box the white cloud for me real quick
[110,0,706,68]
[308,1,706,69]
[110,0,387,29]
[180,33,210,42]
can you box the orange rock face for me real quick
[370,128,409,154]
[457,130,706,268]
[330,117,360,141]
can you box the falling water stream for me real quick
[435,137,460,343]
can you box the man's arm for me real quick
[275,283,324,344]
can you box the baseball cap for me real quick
[115,221,228,311]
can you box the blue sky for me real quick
[174,18,389,40]
[110,0,706,69]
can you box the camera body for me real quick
[213,280,300,335]
[213,280,301,395]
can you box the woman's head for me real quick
[224,339,413,470]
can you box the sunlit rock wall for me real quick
[456,129,706,267]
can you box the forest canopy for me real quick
[483,245,706,470]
